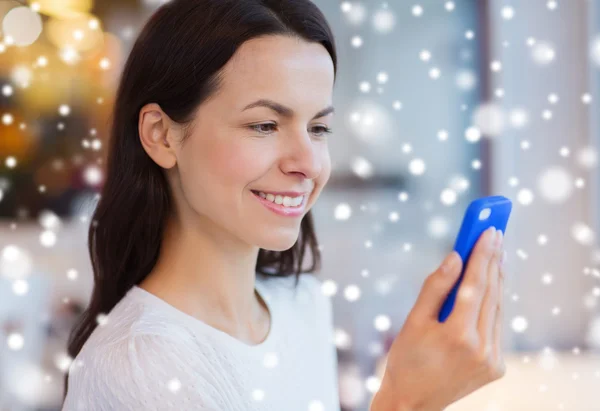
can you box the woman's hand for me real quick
[371,227,507,411]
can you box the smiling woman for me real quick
[61,0,341,410]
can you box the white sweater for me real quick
[62,272,340,411]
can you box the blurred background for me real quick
[1,0,600,410]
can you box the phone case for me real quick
[438,195,513,323]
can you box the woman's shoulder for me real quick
[73,291,144,354]
[71,288,200,369]
[64,318,218,410]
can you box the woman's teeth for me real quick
[255,191,304,207]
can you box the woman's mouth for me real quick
[250,190,307,217]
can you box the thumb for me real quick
[409,251,463,324]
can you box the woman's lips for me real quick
[251,190,307,217]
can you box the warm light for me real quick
[36,56,48,67]
[2,113,13,125]
[33,158,73,196]
[11,65,31,88]
[88,18,99,30]
[46,12,103,52]
[0,113,39,164]
[27,0,94,19]
[99,57,110,70]
[2,6,43,46]
[85,32,123,86]
[73,29,84,41]
[59,46,80,64]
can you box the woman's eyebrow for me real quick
[242,99,335,120]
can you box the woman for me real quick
[63,0,507,410]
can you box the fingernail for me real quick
[442,252,459,274]
[488,226,497,247]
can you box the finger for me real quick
[408,251,463,324]
[447,226,498,329]
[493,254,507,363]
[477,230,503,348]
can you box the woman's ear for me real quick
[138,103,177,169]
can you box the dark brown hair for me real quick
[63,0,337,400]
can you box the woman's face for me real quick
[168,35,335,251]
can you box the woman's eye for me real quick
[248,123,333,136]
[312,126,333,136]
[250,123,277,134]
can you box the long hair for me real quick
[63,0,337,400]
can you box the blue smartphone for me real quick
[438,195,513,323]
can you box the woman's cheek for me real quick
[218,142,274,185]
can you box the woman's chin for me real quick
[255,231,301,252]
